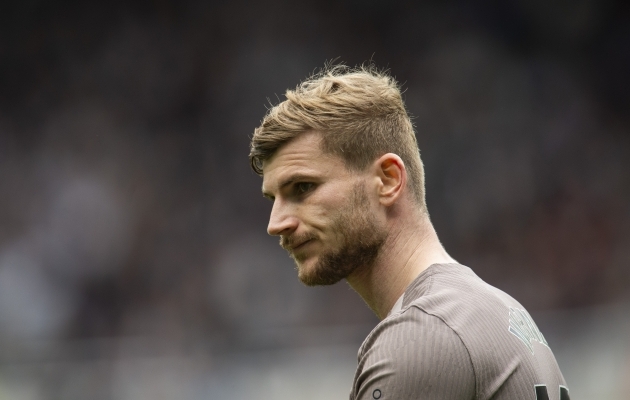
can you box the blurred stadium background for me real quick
[0,0,629,399]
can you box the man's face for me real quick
[261,132,387,286]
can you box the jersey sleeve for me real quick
[351,306,476,400]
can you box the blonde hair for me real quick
[249,64,426,209]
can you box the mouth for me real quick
[290,239,312,251]
[281,233,317,254]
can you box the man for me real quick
[249,65,569,400]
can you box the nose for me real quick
[267,199,298,236]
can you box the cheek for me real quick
[300,189,347,229]
[298,204,331,230]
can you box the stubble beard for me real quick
[281,183,387,286]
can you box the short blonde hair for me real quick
[249,64,426,209]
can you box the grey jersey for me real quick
[350,263,569,400]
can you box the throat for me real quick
[345,222,456,320]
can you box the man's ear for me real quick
[373,153,406,207]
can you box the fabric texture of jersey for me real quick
[349,263,568,400]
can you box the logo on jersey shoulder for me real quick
[508,307,549,354]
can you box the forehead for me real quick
[261,132,347,192]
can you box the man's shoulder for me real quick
[357,263,485,358]
[352,305,476,400]
[397,263,539,361]
[352,264,568,400]
[356,263,511,368]
[359,297,467,357]
[399,263,523,327]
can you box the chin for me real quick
[296,257,348,287]
[295,257,316,279]
[293,258,320,286]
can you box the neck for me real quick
[346,211,456,320]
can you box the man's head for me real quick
[252,65,427,286]
[250,64,426,208]
[261,132,389,285]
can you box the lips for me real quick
[281,234,316,252]
[291,239,312,251]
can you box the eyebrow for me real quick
[261,173,316,199]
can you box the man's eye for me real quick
[295,182,314,195]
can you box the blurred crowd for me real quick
[0,0,628,351]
